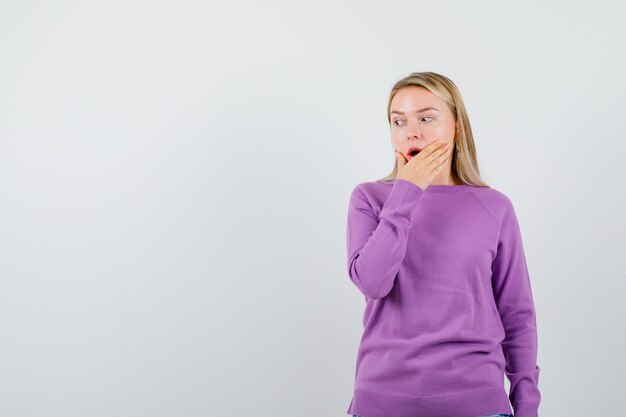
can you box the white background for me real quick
[0,1,624,416]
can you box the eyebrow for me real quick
[390,107,439,115]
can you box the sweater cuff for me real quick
[513,402,539,417]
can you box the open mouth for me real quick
[407,146,422,157]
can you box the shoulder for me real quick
[348,180,394,212]
[350,179,391,199]
[468,185,516,223]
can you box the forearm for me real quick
[346,179,423,299]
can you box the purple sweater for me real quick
[345,179,541,417]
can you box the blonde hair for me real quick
[377,71,489,187]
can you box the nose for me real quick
[406,119,422,140]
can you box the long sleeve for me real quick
[345,179,424,299]
[490,199,541,417]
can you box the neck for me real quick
[430,173,457,186]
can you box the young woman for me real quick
[345,72,541,417]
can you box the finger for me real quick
[420,143,449,165]
[395,150,407,170]
[429,152,449,175]
[419,140,447,160]
[428,145,450,168]
[432,160,447,176]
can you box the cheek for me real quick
[432,124,454,137]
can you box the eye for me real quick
[393,117,431,126]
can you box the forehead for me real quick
[390,86,445,113]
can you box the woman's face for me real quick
[389,86,457,162]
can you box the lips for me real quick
[407,146,424,157]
